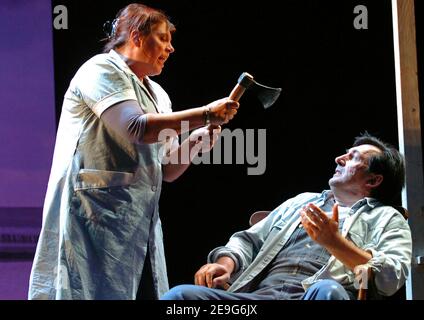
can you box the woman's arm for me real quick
[101,99,237,144]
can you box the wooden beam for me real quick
[392,0,424,300]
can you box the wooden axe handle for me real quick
[229,83,247,102]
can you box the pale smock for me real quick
[29,50,176,299]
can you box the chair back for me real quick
[249,211,271,226]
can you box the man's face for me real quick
[329,144,382,194]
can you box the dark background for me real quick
[52,0,423,287]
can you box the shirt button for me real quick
[151,186,157,192]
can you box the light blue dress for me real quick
[29,50,177,299]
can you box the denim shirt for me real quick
[29,50,177,299]
[208,191,412,297]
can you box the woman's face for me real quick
[136,21,174,76]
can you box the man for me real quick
[161,133,412,300]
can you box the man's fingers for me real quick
[303,206,323,227]
[194,265,209,286]
[301,211,319,233]
[194,264,223,288]
[213,275,229,289]
[194,273,205,286]
[332,203,339,223]
[300,209,317,227]
[194,273,204,286]
[222,283,230,290]
[206,272,213,288]
[301,214,318,238]
[309,203,329,223]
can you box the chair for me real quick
[248,206,409,300]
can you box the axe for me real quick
[228,72,282,109]
[207,72,281,133]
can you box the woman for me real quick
[29,3,238,300]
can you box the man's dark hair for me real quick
[353,132,405,205]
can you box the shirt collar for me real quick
[107,49,135,76]
[319,190,380,215]
[351,197,380,210]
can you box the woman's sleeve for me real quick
[100,101,148,144]
[71,60,138,117]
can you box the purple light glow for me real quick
[0,0,56,208]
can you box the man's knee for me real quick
[303,279,350,300]
[160,284,203,300]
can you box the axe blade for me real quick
[250,80,282,109]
